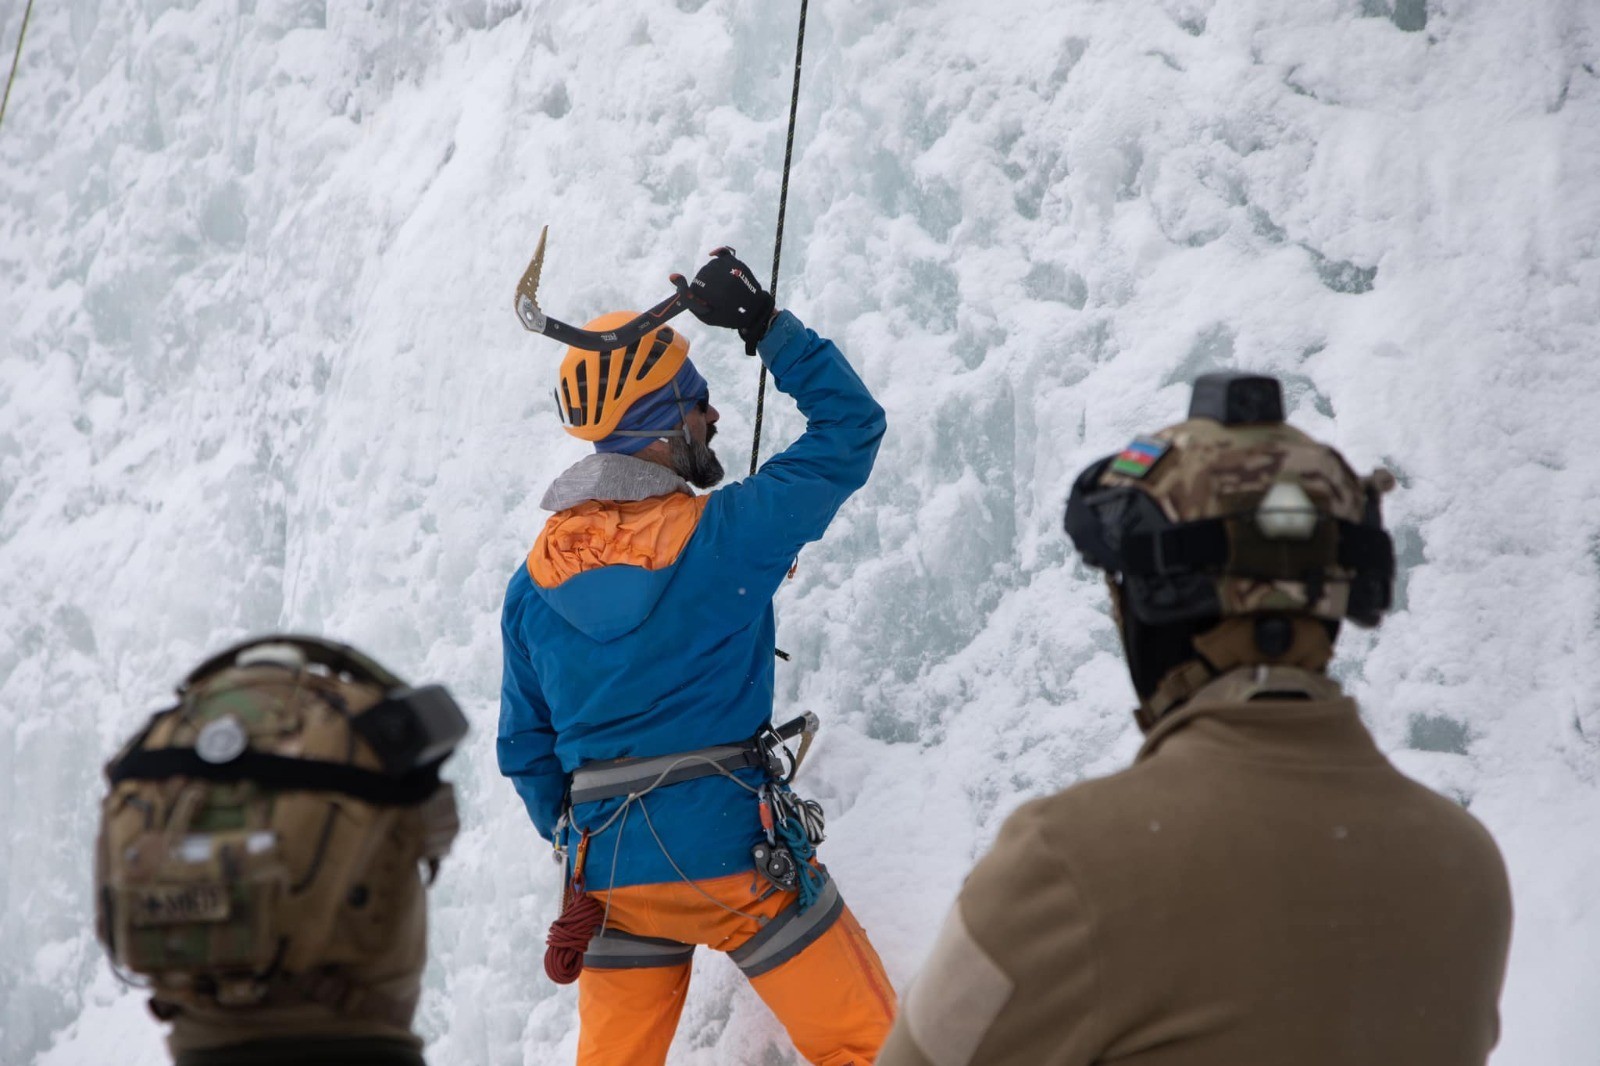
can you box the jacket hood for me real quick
[529,462,706,643]
[535,564,680,643]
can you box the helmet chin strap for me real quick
[603,376,698,448]
[672,376,695,445]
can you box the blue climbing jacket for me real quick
[497,312,886,889]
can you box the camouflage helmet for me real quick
[1065,373,1396,631]
[95,635,467,1047]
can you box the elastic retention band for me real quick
[107,748,444,807]
[729,877,842,978]
[582,929,696,971]
[1121,518,1392,578]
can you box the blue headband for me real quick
[594,358,710,455]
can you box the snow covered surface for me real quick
[3,0,1598,1062]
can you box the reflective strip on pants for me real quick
[578,870,895,1066]
[584,928,696,971]
[730,878,844,978]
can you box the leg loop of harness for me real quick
[729,876,844,978]
[583,928,696,971]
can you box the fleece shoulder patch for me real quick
[904,902,1016,1066]
[1110,435,1170,479]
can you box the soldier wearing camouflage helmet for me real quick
[879,373,1512,1066]
[95,636,466,1066]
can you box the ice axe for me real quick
[760,712,820,784]
[513,225,690,351]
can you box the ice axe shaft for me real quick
[514,225,689,351]
[770,712,820,781]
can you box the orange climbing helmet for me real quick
[554,312,695,444]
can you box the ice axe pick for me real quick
[513,225,690,351]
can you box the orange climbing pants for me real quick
[576,871,896,1066]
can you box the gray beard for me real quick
[669,434,725,489]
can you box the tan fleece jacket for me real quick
[880,666,1511,1066]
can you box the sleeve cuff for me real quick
[755,309,806,367]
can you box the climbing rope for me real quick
[544,884,605,984]
[544,830,604,984]
[0,0,35,135]
[749,0,811,475]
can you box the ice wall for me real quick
[2,0,1598,1063]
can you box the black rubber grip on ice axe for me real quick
[773,712,819,741]
[516,289,690,352]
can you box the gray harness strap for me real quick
[728,877,844,978]
[583,929,696,971]
[569,744,766,806]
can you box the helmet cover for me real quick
[1067,399,1394,629]
[94,636,463,1041]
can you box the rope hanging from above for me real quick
[0,0,36,135]
[750,0,811,476]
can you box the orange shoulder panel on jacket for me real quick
[528,493,710,589]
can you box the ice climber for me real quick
[879,373,1513,1066]
[497,249,896,1065]
[94,635,468,1066]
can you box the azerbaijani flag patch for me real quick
[1110,436,1170,479]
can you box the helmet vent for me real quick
[640,328,674,376]
[591,354,610,425]
[559,380,578,425]
[574,363,591,426]
[614,339,642,400]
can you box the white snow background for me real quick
[3,0,1598,1062]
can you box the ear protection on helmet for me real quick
[1345,480,1394,627]
[1064,458,1395,629]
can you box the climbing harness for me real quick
[542,712,829,983]
[570,743,772,807]
[567,711,819,805]
[0,0,33,136]
[729,876,843,978]
[750,0,811,476]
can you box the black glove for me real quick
[670,248,776,355]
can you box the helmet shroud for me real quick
[94,637,464,1043]
[1065,376,1395,724]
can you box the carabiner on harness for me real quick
[755,711,820,785]
[752,783,800,893]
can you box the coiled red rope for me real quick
[544,885,605,985]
